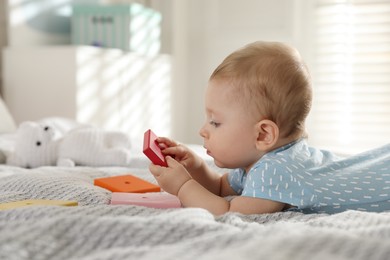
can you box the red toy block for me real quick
[94,175,161,193]
[110,192,181,208]
[143,129,168,167]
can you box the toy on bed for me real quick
[6,121,132,168]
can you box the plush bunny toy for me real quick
[6,121,132,168]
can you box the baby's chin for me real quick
[213,159,233,169]
[211,158,223,167]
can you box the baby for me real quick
[149,41,390,215]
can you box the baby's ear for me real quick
[255,119,279,151]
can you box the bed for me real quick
[1,100,390,260]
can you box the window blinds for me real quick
[307,0,390,154]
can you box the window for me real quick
[307,0,390,154]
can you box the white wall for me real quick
[171,0,313,144]
[2,0,314,145]
[0,0,8,95]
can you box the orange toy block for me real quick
[94,175,161,193]
[0,199,78,210]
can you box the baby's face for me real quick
[199,79,263,171]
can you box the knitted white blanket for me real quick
[0,166,390,260]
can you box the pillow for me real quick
[0,96,16,133]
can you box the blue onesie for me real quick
[228,139,390,214]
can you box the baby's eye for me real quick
[209,120,221,128]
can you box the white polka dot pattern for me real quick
[228,140,390,214]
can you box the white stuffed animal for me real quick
[6,121,132,168]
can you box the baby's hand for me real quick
[156,137,203,174]
[149,156,192,195]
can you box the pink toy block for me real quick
[110,192,181,208]
[143,129,168,167]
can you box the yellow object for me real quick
[0,200,78,210]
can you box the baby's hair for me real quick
[210,41,312,139]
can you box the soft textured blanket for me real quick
[1,166,390,260]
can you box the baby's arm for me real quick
[149,156,286,215]
[156,137,222,195]
[178,172,285,215]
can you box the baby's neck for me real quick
[272,135,301,152]
[244,135,302,174]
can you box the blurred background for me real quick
[0,0,389,154]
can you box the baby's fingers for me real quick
[149,163,163,177]
[156,137,178,148]
[165,156,181,167]
[162,145,187,157]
